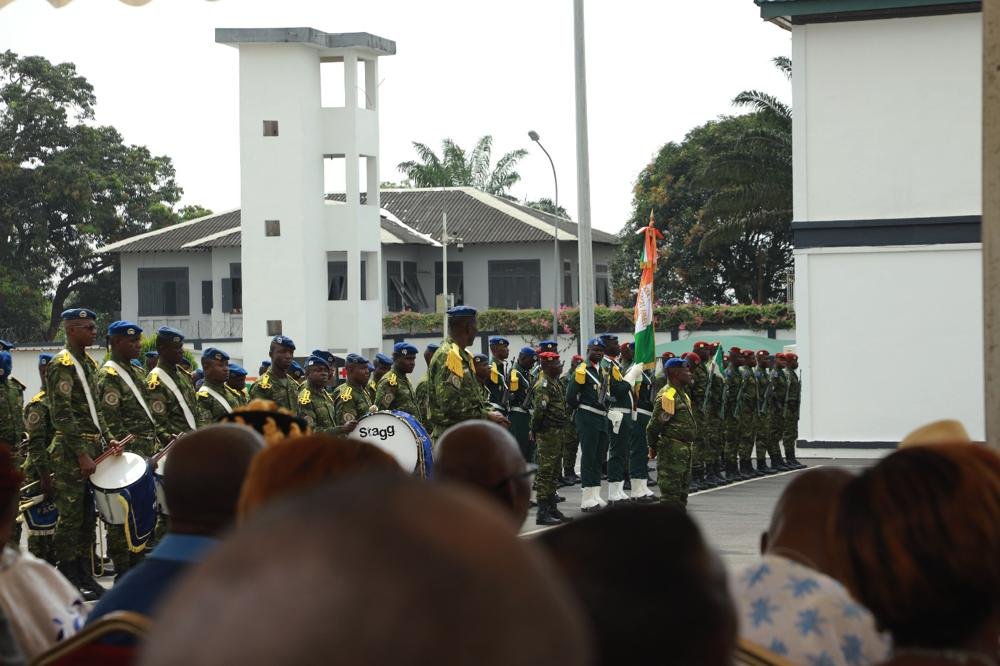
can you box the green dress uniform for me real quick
[374,368,420,421]
[735,366,759,474]
[602,356,633,492]
[625,364,655,485]
[781,368,801,462]
[484,360,509,416]
[297,384,338,432]
[333,381,375,426]
[530,374,572,502]
[560,365,581,481]
[249,369,300,411]
[46,348,104,568]
[646,383,698,509]
[146,365,204,437]
[426,338,490,441]
[23,391,56,562]
[506,362,534,462]
[195,381,243,424]
[565,360,610,491]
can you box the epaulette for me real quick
[225,385,242,398]
[299,389,312,405]
[29,391,45,403]
[258,373,271,390]
[197,389,208,398]
[574,363,587,385]
[58,350,74,367]
[509,369,519,392]
[661,387,676,415]
[612,365,623,382]
[340,385,353,402]
[10,377,26,391]
[106,365,118,377]
[490,363,499,384]
[147,373,160,390]
[388,372,398,387]
[446,344,465,378]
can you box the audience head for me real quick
[539,504,736,666]
[163,424,264,536]
[237,434,402,520]
[221,400,309,445]
[0,444,24,548]
[834,443,1000,652]
[434,421,532,525]
[900,419,971,448]
[141,476,592,666]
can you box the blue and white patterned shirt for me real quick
[733,554,891,666]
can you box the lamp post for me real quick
[440,211,463,334]
[528,130,560,340]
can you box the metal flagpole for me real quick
[442,211,448,336]
[574,0,596,347]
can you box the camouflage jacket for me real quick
[735,367,758,418]
[0,377,25,447]
[297,384,337,432]
[374,368,419,419]
[95,358,159,452]
[646,383,698,447]
[689,363,709,420]
[46,348,103,455]
[530,375,572,433]
[722,367,741,419]
[784,370,801,417]
[414,377,430,425]
[23,391,52,477]
[426,337,489,438]
[333,381,375,426]
[147,364,204,436]
[702,365,725,419]
[196,381,244,424]
[249,370,300,411]
[769,368,789,418]
[756,368,775,415]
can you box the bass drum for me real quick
[154,453,169,515]
[349,410,433,479]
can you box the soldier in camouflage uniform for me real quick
[766,353,790,470]
[226,363,250,405]
[369,353,392,402]
[413,343,438,427]
[599,334,633,504]
[298,355,356,434]
[530,351,573,526]
[506,347,536,463]
[46,309,106,600]
[147,327,204,437]
[426,307,509,442]
[249,336,300,410]
[196,348,243,423]
[374,342,420,421]
[735,350,765,476]
[94,321,160,575]
[22,354,56,562]
[0,350,25,550]
[684,348,708,491]
[696,342,726,487]
[782,353,805,469]
[646,357,698,509]
[483,337,510,417]
[754,350,784,473]
[721,348,747,480]
[333,354,375,427]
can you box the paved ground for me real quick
[520,458,872,572]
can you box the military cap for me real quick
[304,355,330,368]
[290,361,303,372]
[598,333,618,343]
[538,351,560,362]
[665,357,690,370]
[775,352,787,359]
[538,340,558,352]
[260,360,272,368]
[108,320,142,337]
[228,362,248,377]
[345,353,369,366]
[681,352,701,364]
[145,351,159,359]
[571,354,583,364]
[375,352,392,367]
[620,341,634,351]
[178,357,192,368]
[60,308,97,321]
[729,346,742,355]
[519,346,537,357]
[741,349,755,357]
[367,362,375,372]
[446,305,478,319]
[193,369,205,381]
[131,359,143,368]
[426,343,440,352]
[661,351,676,360]
[38,353,54,366]
[472,353,489,364]
[271,335,296,350]
[0,352,10,378]
[586,337,606,349]
[756,349,770,357]
[310,349,336,365]
[0,340,15,351]
[393,342,419,357]
[709,341,720,349]
[202,347,230,362]
[786,352,798,361]
[488,336,509,346]
[156,326,185,344]
[693,341,710,350]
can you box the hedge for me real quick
[383,304,794,336]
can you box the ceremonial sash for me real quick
[150,367,196,429]
[67,351,101,431]
[104,360,154,423]
[200,385,233,414]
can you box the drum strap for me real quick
[200,386,233,414]
[150,368,196,430]
[68,351,102,432]
[104,361,154,423]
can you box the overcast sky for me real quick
[0,0,790,234]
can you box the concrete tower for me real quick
[217,28,395,366]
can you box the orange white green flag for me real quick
[634,210,663,367]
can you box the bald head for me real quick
[434,421,530,525]
[762,467,853,574]
[163,424,264,535]
[140,476,592,666]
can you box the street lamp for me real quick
[528,130,560,340]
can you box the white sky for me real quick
[0,0,790,234]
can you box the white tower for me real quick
[217,28,395,366]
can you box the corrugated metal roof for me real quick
[98,210,241,254]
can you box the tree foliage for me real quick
[524,197,569,219]
[397,135,528,196]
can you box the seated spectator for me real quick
[140,475,591,665]
[0,445,85,660]
[434,421,533,526]
[86,424,263,634]
[834,443,1000,666]
[900,419,970,447]
[537,504,736,666]
[237,434,401,520]
[221,399,309,445]
[732,468,890,665]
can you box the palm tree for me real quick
[397,135,528,196]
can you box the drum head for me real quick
[349,412,420,473]
[155,453,168,476]
[91,451,148,490]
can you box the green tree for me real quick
[178,204,213,221]
[397,135,528,196]
[525,197,569,219]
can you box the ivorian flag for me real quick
[634,210,663,367]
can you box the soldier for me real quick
[258,360,271,377]
[288,361,305,385]
[722,347,747,480]
[735,349,766,477]
[533,340,558,384]
[309,350,338,395]
[598,334,631,501]
[754,350,784,472]
[559,353,584,486]
[483,346,510,418]
[226,363,250,405]
[23,353,56,562]
[46,308,106,600]
[684,347,709,491]
[374,342,420,420]
[413,343,438,426]
[369,353,392,401]
[250,336,299,410]
[766,353,790,471]
[646,357,698,509]
[699,342,727,487]
[94,321,160,575]
[144,351,158,373]
[196,348,243,423]
[333,354,374,428]
[298,355,356,434]
[566,337,610,512]
[0,350,24,451]
[425,307,509,441]
[530,351,573,526]
[489,336,510,376]
[623,346,657,503]
[506,347,536,463]
[472,353,492,399]
[653,351,676,396]
[782,353,805,469]
[146,327,204,439]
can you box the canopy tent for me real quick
[655,335,794,358]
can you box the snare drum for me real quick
[154,453,168,515]
[349,410,434,478]
[19,495,59,535]
[90,452,155,526]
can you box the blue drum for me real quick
[349,410,434,479]
[20,495,58,536]
[89,452,157,551]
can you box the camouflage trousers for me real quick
[758,412,782,463]
[722,416,740,468]
[655,438,692,509]
[508,411,533,462]
[782,409,800,460]
[628,412,652,480]
[737,412,757,467]
[702,413,724,469]
[562,425,579,476]
[606,411,632,482]
[767,412,785,462]
[49,435,98,566]
[755,413,771,463]
[535,426,572,499]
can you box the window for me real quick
[388,260,429,311]
[434,261,463,306]
[263,120,279,137]
[563,260,574,307]
[201,281,212,315]
[221,263,242,314]
[138,268,189,317]
[596,264,611,306]
[265,220,281,237]
[266,320,282,336]
[488,260,541,309]
[328,260,348,301]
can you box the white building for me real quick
[756,0,984,450]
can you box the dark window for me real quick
[388,260,429,311]
[360,260,367,301]
[263,120,279,136]
[328,261,347,300]
[596,264,610,306]
[266,320,282,336]
[434,261,464,306]
[138,268,189,317]
[488,260,541,309]
[265,220,281,237]
[201,281,213,315]
[387,261,403,311]
[563,260,574,307]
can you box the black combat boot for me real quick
[550,501,573,523]
[535,498,562,526]
[758,458,776,475]
[57,560,102,602]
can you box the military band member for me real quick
[0,350,24,549]
[368,353,392,402]
[143,351,158,374]
[298,355,355,434]
[309,350,338,395]
[647,357,698,509]
[530,351,573,526]
[147,327,203,437]
[196,348,242,423]
[374,342,420,420]
[333,354,374,428]
[23,354,55,563]
[414,343,438,427]
[507,347,536,462]
[250,336,299,410]
[566,337,610,512]
[426,307,509,441]
[226,363,250,405]
[623,347,657,503]
[289,360,305,385]
[483,347,510,417]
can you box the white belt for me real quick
[510,407,528,414]
[578,404,607,416]
[636,408,653,417]
[609,407,631,414]
[488,402,506,411]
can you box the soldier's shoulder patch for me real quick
[381,392,393,407]
[258,374,272,390]
[147,372,160,390]
[449,374,462,389]
[197,389,209,398]
[151,399,166,414]
[58,351,74,367]
[105,365,118,377]
[57,379,72,396]
[540,379,548,388]
[340,386,353,402]
[299,389,312,405]
[103,389,120,406]
[388,372,398,387]
[25,409,42,426]
[29,391,45,403]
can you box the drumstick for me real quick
[93,433,136,466]
[148,434,181,466]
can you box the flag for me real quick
[633,210,663,368]
[710,343,725,378]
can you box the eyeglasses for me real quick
[492,463,538,491]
